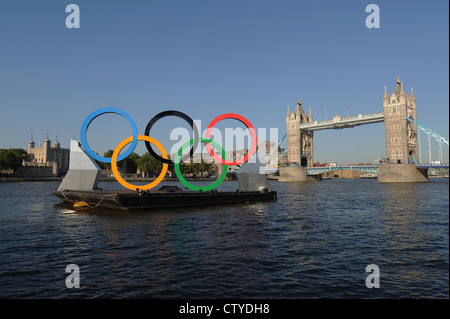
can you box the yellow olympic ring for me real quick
[111,135,169,191]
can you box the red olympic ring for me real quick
[204,113,257,165]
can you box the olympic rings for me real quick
[204,113,257,165]
[174,138,228,192]
[144,110,199,165]
[80,107,139,163]
[79,108,258,192]
[111,135,169,191]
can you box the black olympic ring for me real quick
[144,110,200,165]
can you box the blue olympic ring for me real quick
[80,107,139,163]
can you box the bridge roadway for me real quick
[305,163,449,175]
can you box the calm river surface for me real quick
[0,179,448,298]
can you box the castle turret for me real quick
[410,88,416,102]
[393,76,401,93]
[53,136,60,149]
[28,135,35,153]
[399,82,407,105]
[295,99,302,117]
[383,85,389,107]
[43,133,51,163]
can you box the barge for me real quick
[54,187,277,211]
[54,140,277,211]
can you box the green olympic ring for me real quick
[174,138,228,192]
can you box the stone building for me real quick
[16,135,70,177]
[286,99,314,166]
[383,77,418,164]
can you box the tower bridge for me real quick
[275,77,449,183]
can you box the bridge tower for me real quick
[383,77,418,164]
[379,77,427,182]
[286,99,314,166]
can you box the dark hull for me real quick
[54,189,277,211]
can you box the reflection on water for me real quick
[0,179,448,298]
[377,183,449,298]
[60,209,77,214]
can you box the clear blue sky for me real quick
[0,0,448,163]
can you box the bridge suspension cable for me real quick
[265,134,287,161]
[266,149,289,170]
[264,134,288,170]
[407,116,449,147]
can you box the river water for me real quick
[0,179,448,298]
